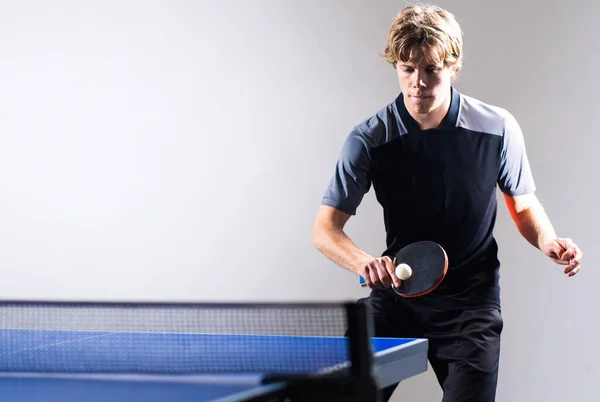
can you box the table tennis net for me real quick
[0,301,370,376]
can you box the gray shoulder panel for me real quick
[458,94,536,196]
[353,102,407,148]
[457,94,508,136]
[321,102,402,215]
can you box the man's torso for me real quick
[322,88,536,309]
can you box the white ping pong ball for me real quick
[396,263,412,280]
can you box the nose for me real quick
[412,68,426,88]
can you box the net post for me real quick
[344,301,377,396]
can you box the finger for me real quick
[550,244,571,263]
[370,261,388,288]
[564,262,577,274]
[549,245,565,260]
[553,239,568,258]
[564,246,578,261]
[563,244,583,267]
[557,238,578,258]
[362,265,377,289]
[567,265,580,277]
[559,246,574,261]
[383,257,401,288]
[568,254,582,268]
[368,264,383,288]
[375,259,392,288]
[564,257,581,274]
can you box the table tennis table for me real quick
[0,300,429,401]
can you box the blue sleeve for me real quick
[321,130,372,215]
[497,112,536,195]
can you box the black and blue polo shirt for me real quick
[321,87,536,309]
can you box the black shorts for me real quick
[362,288,504,402]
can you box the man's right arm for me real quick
[311,205,400,289]
[314,123,399,289]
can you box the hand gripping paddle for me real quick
[359,241,448,297]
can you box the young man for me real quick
[311,5,582,402]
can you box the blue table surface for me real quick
[0,329,423,402]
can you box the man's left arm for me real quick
[503,192,582,277]
[497,110,582,277]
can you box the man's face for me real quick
[395,49,456,116]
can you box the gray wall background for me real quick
[0,1,597,401]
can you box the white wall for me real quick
[0,1,598,401]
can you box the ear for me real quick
[450,65,460,82]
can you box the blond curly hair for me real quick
[382,5,463,73]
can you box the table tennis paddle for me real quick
[359,241,448,298]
